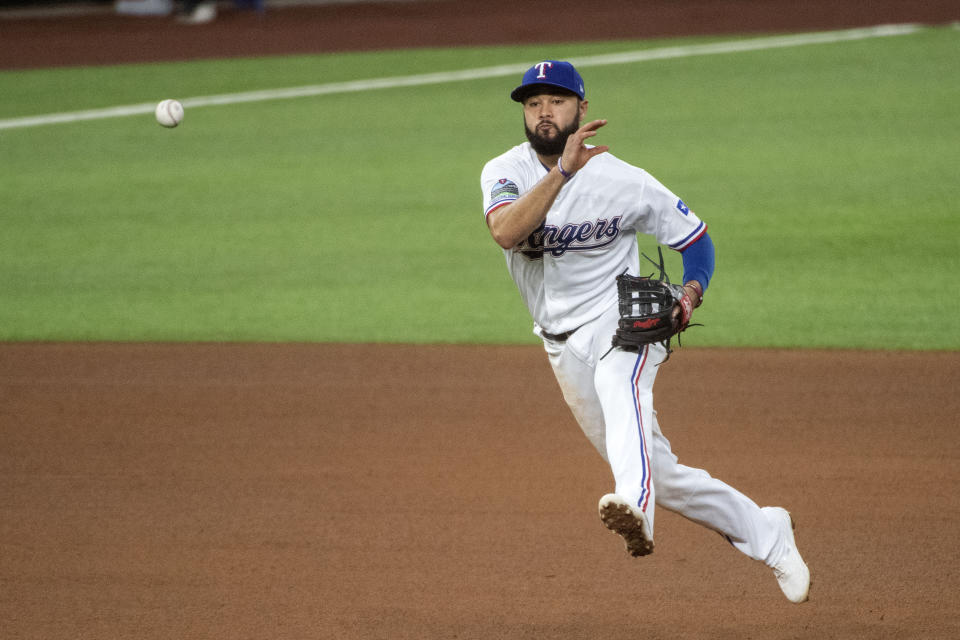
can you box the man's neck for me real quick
[537,153,560,170]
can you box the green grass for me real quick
[1,27,958,348]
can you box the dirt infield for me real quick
[3,2,960,638]
[3,343,958,638]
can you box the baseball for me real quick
[155,99,184,128]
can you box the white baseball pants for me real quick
[540,305,786,566]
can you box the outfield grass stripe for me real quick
[0,23,923,131]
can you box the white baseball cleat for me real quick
[764,506,811,603]
[598,493,654,557]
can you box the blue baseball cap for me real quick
[510,60,585,102]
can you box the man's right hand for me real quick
[558,119,610,177]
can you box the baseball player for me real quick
[480,60,810,603]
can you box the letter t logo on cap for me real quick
[534,61,553,79]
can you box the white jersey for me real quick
[481,142,706,335]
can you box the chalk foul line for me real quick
[0,24,923,131]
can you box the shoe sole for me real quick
[599,497,654,557]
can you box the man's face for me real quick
[522,92,585,156]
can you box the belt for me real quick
[541,328,577,342]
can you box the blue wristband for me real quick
[556,157,572,179]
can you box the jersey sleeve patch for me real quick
[485,178,520,216]
[676,199,690,215]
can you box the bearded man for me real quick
[479,60,810,604]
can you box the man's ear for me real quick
[579,99,589,121]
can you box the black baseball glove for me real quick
[609,248,697,356]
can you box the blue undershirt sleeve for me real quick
[680,231,715,291]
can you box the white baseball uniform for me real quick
[481,142,786,566]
